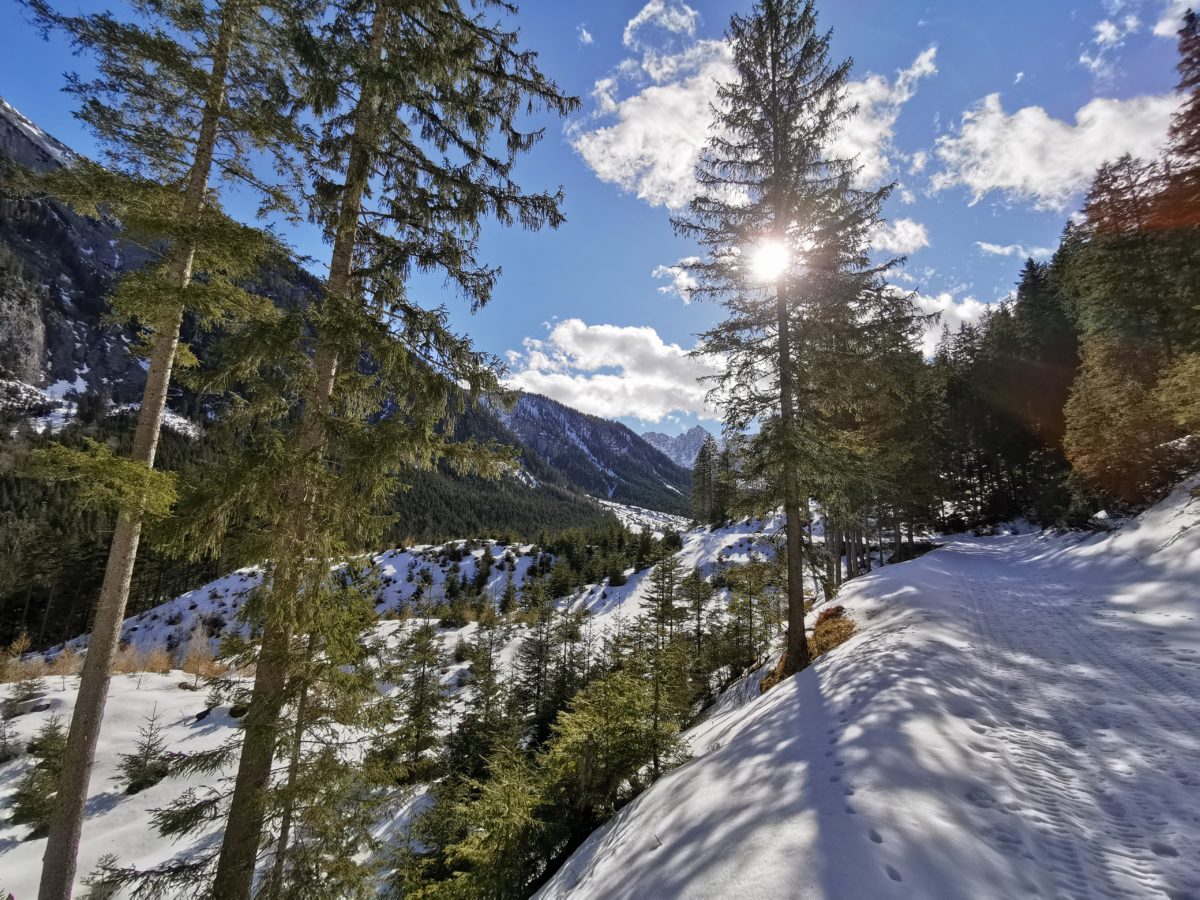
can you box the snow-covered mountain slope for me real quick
[0,518,782,896]
[497,393,692,515]
[640,425,712,469]
[598,500,691,537]
[1,99,689,529]
[0,97,77,172]
[539,478,1200,899]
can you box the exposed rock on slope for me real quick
[640,424,713,469]
[0,96,148,410]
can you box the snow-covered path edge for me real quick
[538,479,1200,900]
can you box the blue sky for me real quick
[0,0,1186,434]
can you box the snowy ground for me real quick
[539,478,1200,899]
[4,480,1198,898]
[597,500,692,537]
[0,516,780,896]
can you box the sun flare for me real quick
[750,240,789,282]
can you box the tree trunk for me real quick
[37,583,55,647]
[37,9,236,896]
[776,276,811,676]
[267,646,312,899]
[20,582,33,632]
[212,6,388,896]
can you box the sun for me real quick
[749,239,789,282]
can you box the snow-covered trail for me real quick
[539,481,1200,900]
[936,538,1200,899]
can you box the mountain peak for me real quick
[640,425,714,469]
[0,95,77,172]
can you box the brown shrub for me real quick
[46,646,81,677]
[5,656,47,685]
[111,645,172,675]
[810,616,855,657]
[143,648,171,674]
[1,633,33,682]
[179,633,224,680]
[110,645,143,675]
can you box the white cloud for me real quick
[592,77,620,115]
[623,0,700,49]
[1014,71,1025,84]
[571,44,937,210]
[975,240,1054,259]
[571,40,734,209]
[870,218,930,255]
[909,290,993,356]
[909,150,929,174]
[505,319,718,422]
[1081,14,1141,79]
[930,92,1178,210]
[652,256,701,302]
[577,24,594,46]
[1155,0,1190,36]
[831,47,939,186]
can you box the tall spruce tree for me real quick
[691,434,717,522]
[638,553,688,776]
[22,2,301,894]
[207,6,577,893]
[675,0,898,677]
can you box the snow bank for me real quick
[538,481,1200,899]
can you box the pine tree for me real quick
[389,622,447,777]
[691,435,717,522]
[444,610,511,781]
[116,707,170,795]
[208,4,577,894]
[474,544,496,594]
[674,0,902,677]
[12,715,67,839]
[22,0,300,890]
[1153,9,1200,230]
[500,572,518,616]
[513,585,558,744]
[679,567,715,701]
[94,573,389,897]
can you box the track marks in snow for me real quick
[949,545,1200,900]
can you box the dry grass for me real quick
[814,605,847,628]
[810,610,856,657]
[760,606,858,694]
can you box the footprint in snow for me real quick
[965,788,997,809]
[885,866,902,882]
[869,829,883,844]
